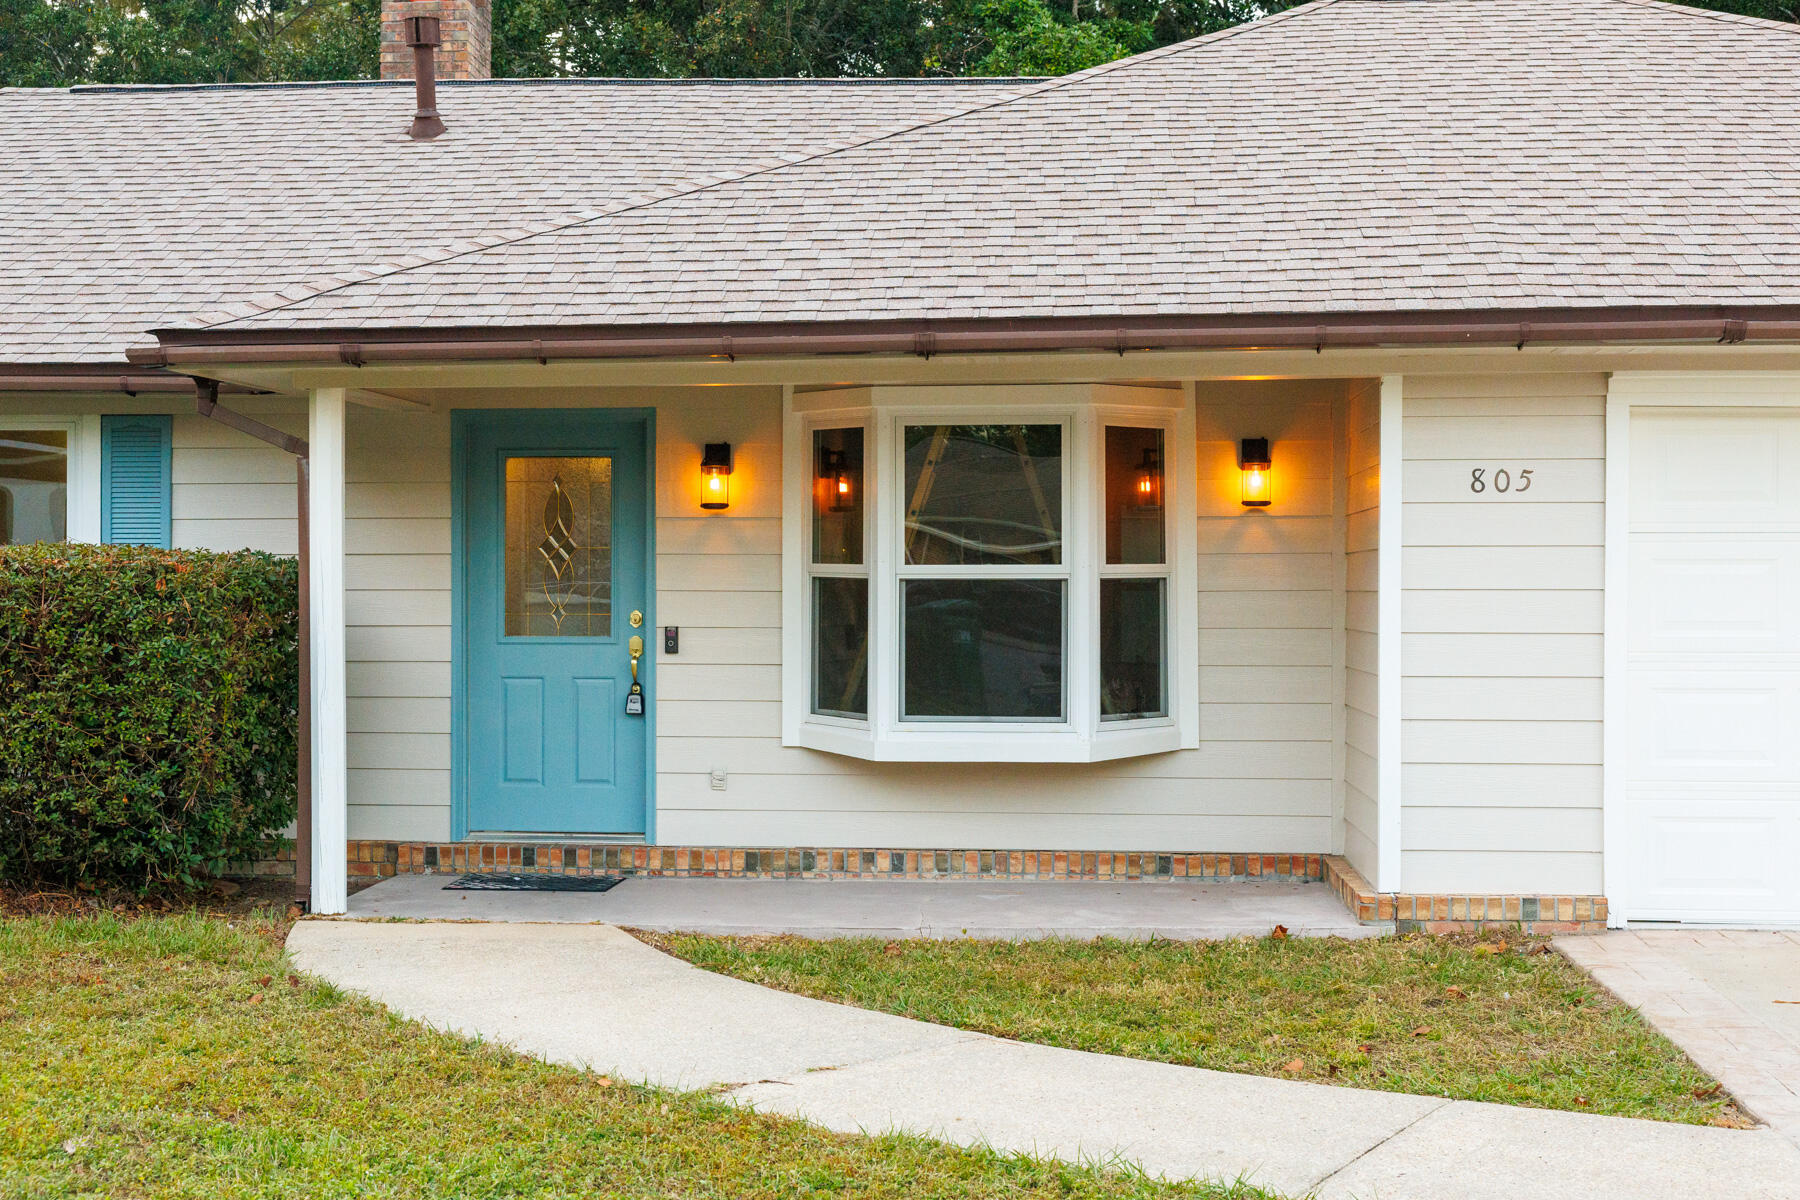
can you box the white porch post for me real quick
[308,387,349,914]
[1376,375,1404,894]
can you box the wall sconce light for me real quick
[1133,447,1163,509]
[820,448,855,512]
[1239,437,1272,508]
[700,442,732,510]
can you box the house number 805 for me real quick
[1470,467,1533,494]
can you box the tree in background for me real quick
[1,0,1794,86]
[0,0,380,85]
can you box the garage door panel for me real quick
[1626,795,1799,921]
[1632,410,1800,527]
[1629,538,1800,655]
[1627,675,1800,781]
[1627,406,1800,924]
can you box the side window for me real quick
[0,429,70,545]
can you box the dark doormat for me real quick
[444,873,625,893]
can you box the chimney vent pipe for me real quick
[405,15,446,140]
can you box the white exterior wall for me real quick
[172,406,302,554]
[1400,373,1607,894]
[661,380,1341,848]
[1341,380,1381,881]
[149,382,1344,851]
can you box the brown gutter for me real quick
[132,307,1800,368]
[191,380,313,913]
[0,365,266,395]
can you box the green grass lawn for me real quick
[0,911,1285,1200]
[643,931,1742,1127]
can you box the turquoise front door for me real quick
[456,411,652,836]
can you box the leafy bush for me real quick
[0,543,299,890]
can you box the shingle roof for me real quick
[193,0,1800,337]
[0,76,1034,362]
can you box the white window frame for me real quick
[0,413,100,544]
[782,384,1198,763]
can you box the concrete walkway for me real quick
[346,873,1384,939]
[1558,930,1800,1148]
[289,920,1800,1200]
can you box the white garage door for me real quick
[1627,408,1800,923]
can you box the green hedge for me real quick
[0,543,299,890]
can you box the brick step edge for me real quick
[235,842,1326,883]
[1324,854,1608,934]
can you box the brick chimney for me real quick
[381,0,491,81]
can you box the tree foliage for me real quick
[1,0,1796,86]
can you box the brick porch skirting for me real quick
[1323,854,1608,934]
[234,843,1607,932]
[346,842,1327,883]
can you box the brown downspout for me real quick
[193,380,313,911]
[294,458,311,912]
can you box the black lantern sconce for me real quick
[700,442,733,510]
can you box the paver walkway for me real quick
[1557,930,1800,1148]
[347,873,1385,939]
[289,920,1800,1200]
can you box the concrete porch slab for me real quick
[344,873,1387,939]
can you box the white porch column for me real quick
[308,387,349,914]
[1376,375,1404,893]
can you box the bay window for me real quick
[785,385,1197,762]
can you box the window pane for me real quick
[1100,578,1166,721]
[904,424,1061,565]
[812,427,864,565]
[902,579,1064,721]
[0,429,68,545]
[1105,426,1165,565]
[504,456,612,637]
[812,577,869,719]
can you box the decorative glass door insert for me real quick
[504,456,612,637]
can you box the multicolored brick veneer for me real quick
[1324,854,1608,934]
[335,841,1325,883]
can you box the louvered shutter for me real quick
[101,415,172,547]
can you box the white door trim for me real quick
[1602,374,1629,927]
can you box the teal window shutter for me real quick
[101,414,173,547]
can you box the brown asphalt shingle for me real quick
[196,0,1800,335]
[0,77,1032,361]
[8,0,1800,359]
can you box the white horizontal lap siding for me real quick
[345,407,453,842]
[1401,374,1607,895]
[1342,380,1381,882]
[171,407,303,553]
[660,381,1341,851]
